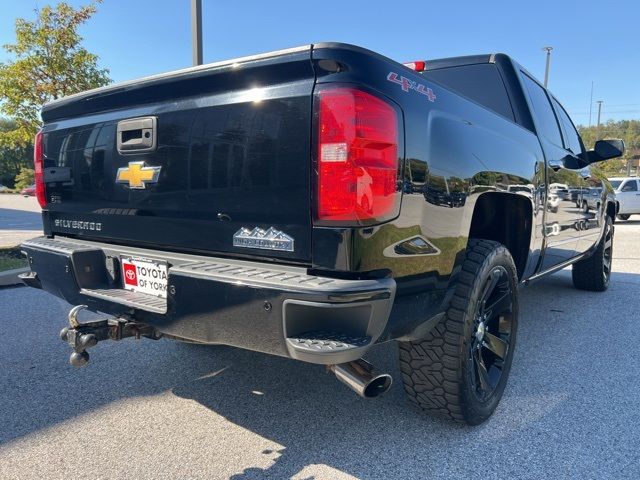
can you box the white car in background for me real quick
[609,177,640,220]
[549,183,570,200]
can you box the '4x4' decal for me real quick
[387,72,436,102]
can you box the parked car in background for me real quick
[20,185,36,196]
[580,187,603,212]
[609,177,640,220]
[550,183,570,200]
[0,184,11,192]
[569,187,590,207]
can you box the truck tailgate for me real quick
[40,46,314,263]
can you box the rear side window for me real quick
[521,73,563,147]
[551,98,583,155]
[422,64,515,121]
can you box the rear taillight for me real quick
[34,130,46,208]
[316,87,400,225]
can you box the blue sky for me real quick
[1,0,639,126]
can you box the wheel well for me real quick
[469,193,532,280]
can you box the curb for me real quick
[0,267,29,287]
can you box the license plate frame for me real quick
[120,256,168,299]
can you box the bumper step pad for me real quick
[287,331,372,354]
[80,288,167,314]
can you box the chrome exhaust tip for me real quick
[328,359,392,398]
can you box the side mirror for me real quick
[585,139,625,163]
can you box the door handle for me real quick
[117,116,157,154]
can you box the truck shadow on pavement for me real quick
[169,270,640,479]
[171,342,465,479]
[617,219,640,226]
[1,270,639,478]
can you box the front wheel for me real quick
[572,215,613,291]
[398,239,518,425]
[617,214,630,221]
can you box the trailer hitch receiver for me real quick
[60,305,156,367]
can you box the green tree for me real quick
[578,119,640,178]
[0,1,110,147]
[0,119,32,187]
[14,166,34,190]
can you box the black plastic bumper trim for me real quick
[21,236,396,364]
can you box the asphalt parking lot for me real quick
[0,195,42,247]
[1,200,639,479]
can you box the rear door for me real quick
[520,72,583,270]
[549,97,601,253]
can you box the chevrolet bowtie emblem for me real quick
[116,161,161,189]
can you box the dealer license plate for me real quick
[121,257,168,298]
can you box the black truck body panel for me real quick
[24,43,614,362]
[40,46,315,263]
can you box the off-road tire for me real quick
[398,239,519,425]
[572,215,614,291]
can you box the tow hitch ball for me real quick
[59,305,154,367]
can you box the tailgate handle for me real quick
[117,116,157,154]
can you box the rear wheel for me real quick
[617,214,630,221]
[398,239,518,425]
[572,215,613,291]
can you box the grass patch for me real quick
[0,247,28,272]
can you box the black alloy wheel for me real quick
[572,215,614,292]
[468,266,514,401]
[399,239,519,425]
[602,219,613,285]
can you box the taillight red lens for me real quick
[316,87,400,224]
[34,130,46,208]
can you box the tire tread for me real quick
[572,216,612,292]
[398,239,511,424]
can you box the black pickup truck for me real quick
[21,43,624,425]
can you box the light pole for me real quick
[596,100,603,141]
[191,0,203,66]
[542,46,553,88]
[588,81,594,127]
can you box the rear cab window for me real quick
[422,63,515,122]
[520,73,563,147]
[551,98,584,156]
